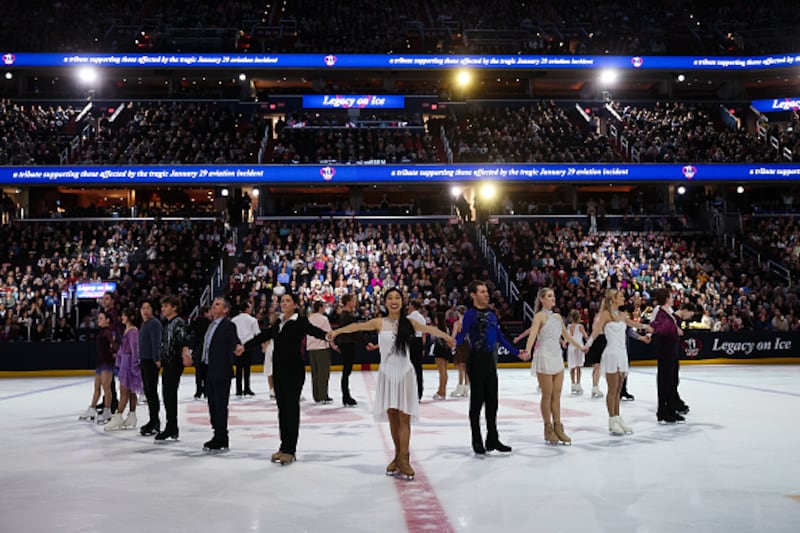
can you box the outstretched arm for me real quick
[411,321,455,348]
[329,318,382,340]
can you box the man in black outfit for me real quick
[192,305,212,400]
[200,298,244,452]
[333,294,360,406]
[138,300,163,436]
[155,295,192,442]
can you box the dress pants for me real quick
[308,349,331,402]
[235,348,253,394]
[339,343,355,400]
[206,378,231,442]
[656,352,678,416]
[467,351,499,445]
[195,361,207,396]
[140,359,160,427]
[161,362,184,431]
[274,369,305,454]
[409,337,424,400]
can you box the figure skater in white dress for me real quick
[329,288,454,480]
[524,288,587,445]
[587,289,652,435]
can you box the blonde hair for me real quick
[568,309,581,323]
[601,289,620,315]
[534,287,553,313]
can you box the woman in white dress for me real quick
[329,288,454,480]
[565,309,587,396]
[587,289,652,435]
[524,288,587,445]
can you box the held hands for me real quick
[366,342,379,351]
[234,344,245,356]
[582,345,590,353]
[182,353,192,367]
[518,350,531,361]
[642,335,652,344]
[644,325,654,334]
[445,336,456,349]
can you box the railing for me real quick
[767,259,792,286]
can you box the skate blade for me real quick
[203,448,229,454]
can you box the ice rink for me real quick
[1,364,799,533]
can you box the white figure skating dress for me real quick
[600,320,628,374]
[532,311,565,375]
[566,323,585,370]
[373,318,419,420]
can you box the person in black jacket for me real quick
[192,305,212,400]
[332,294,361,406]
[199,298,244,452]
[245,292,328,465]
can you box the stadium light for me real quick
[251,188,260,197]
[736,186,745,194]
[77,66,98,85]
[677,74,686,82]
[598,69,618,85]
[677,185,687,195]
[479,182,497,201]
[4,72,12,80]
[456,69,472,88]
[221,188,230,197]
[450,185,462,198]
[238,73,247,82]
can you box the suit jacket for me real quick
[205,318,242,381]
[246,314,327,378]
[650,308,680,360]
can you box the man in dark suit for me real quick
[192,305,212,400]
[200,297,244,452]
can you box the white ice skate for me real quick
[96,408,112,425]
[104,413,125,431]
[122,412,137,429]
[78,407,96,421]
[617,416,633,434]
[591,386,604,398]
[575,383,584,395]
[608,416,625,436]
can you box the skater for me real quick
[155,296,193,443]
[329,288,455,480]
[231,302,260,397]
[430,313,452,400]
[306,301,333,404]
[79,310,118,424]
[200,297,245,452]
[450,306,470,398]
[455,281,530,455]
[565,309,587,396]
[407,300,427,401]
[331,294,361,406]
[244,292,329,465]
[105,308,143,431]
[191,305,211,400]
[138,300,163,436]
[587,289,651,435]
[584,311,606,399]
[650,289,696,423]
[524,288,587,445]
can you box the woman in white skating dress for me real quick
[374,317,419,421]
[588,289,652,436]
[330,288,454,480]
[524,288,587,446]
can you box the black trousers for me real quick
[409,337,424,400]
[657,352,679,416]
[235,348,253,394]
[140,359,160,427]
[339,343,355,400]
[161,362,184,431]
[195,361,207,396]
[274,369,305,454]
[206,378,231,442]
[467,351,499,445]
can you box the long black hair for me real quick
[384,287,415,357]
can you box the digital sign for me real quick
[3,52,800,71]
[302,95,405,109]
[751,97,800,113]
[1,163,798,185]
[75,281,117,299]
